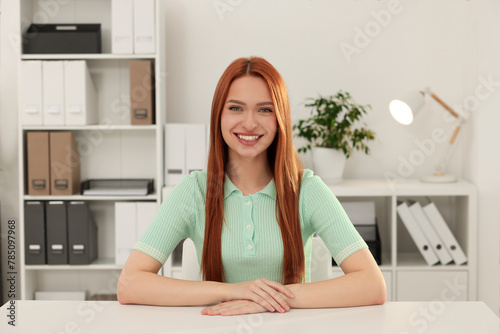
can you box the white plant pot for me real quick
[311,147,346,184]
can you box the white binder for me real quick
[111,0,134,54]
[64,61,98,125]
[397,202,439,266]
[340,201,376,225]
[409,202,453,265]
[21,61,44,125]
[133,0,155,54]
[423,202,468,265]
[42,61,65,125]
[115,202,137,265]
[136,202,158,240]
[185,124,208,174]
[165,124,186,186]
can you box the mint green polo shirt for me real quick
[133,169,367,283]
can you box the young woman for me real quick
[117,57,386,316]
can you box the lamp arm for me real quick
[433,120,463,175]
[430,93,460,119]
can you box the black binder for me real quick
[46,201,68,265]
[24,201,46,265]
[68,201,97,265]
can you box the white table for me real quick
[1,301,498,333]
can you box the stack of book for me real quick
[397,201,467,266]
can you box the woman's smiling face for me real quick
[220,75,277,162]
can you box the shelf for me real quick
[21,54,156,60]
[397,253,469,270]
[25,258,122,271]
[22,125,158,131]
[24,194,158,201]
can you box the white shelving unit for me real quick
[17,0,167,300]
[162,180,477,302]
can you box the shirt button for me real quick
[247,244,253,250]
[246,224,251,230]
[246,200,251,206]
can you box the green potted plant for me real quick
[293,90,375,183]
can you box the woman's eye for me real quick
[229,106,243,111]
[260,108,273,113]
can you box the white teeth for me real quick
[236,134,260,141]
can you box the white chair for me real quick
[180,236,332,282]
[181,238,202,281]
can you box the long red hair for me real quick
[201,57,305,284]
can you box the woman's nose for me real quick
[242,111,257,130]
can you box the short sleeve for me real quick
[133,174,197,265]
[300,170,367,266]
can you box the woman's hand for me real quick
[224,278,294,313]
[201,300,267,316]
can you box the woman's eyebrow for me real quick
[225,99,273,106]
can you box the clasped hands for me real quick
[201,278,295,316]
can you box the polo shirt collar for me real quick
[224,174,276,200]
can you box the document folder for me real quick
[165,124,186,186]
[21,61,44,125]
[42,61,65,125]
[130,60,155,125]
[81,179,154,196]
[64,61,98,125]
[46,201,68,265]
[115,202,136,265]
[133,0,155,54]
[24,201,46,265]
[185,124,208,174]
[112,0,134,54]
[49,132,81,195]
[67,201,97,265]
[27,132,51,196]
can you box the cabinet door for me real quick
[396,271,468,301]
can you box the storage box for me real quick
[82,179,154,196]
[24,24,101,54]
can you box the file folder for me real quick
[67,201,97,265]
[27,132,51,195]
[64,61,98,125]
[397,202,439,266]
[112,0,134,54]
[115,202,136,265]
[49,132,81,196]
[423,202,468,265]
[409,202,453,265]
[46,201,68,265]
[165,124,186,186]
[21,61,44,125]
[341,201,376,225]
[133,0,155,54]
[24,201,46,265]
[185,124,208,174]
[42,61,65,125]
[130,60,155,125]
[136,202,157,239]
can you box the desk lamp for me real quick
[389,89,463,183]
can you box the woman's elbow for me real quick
[372,276,387,305]
[117,271,136,305]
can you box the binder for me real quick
[185,124,208,174]
[397,202,439,266]
[21,61,44,125]
[64,61,98,125]
[24,201,46,265]
[129,60,155,125]
[133,0,155,54]
[341,201,376,225]
[136,202,157,239]
[115,202,137,265]
[42,61,65,125]
[165,124,186,186]
[49,132,81,196]
[67,201,98,265]
[26,132,50,195]
[111,0,134,54]
[423,202,468,265]
[46,201,68,265]
[409,202,453,265]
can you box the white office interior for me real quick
[0,0,499,317]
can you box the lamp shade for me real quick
[389,91,426,125]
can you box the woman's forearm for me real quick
[117,270,226,306]
[284,269,386,309]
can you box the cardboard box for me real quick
[49,132,81,195]
[129,60,155,125]
[27,132,51,195]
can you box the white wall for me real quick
[0,0,498,315]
